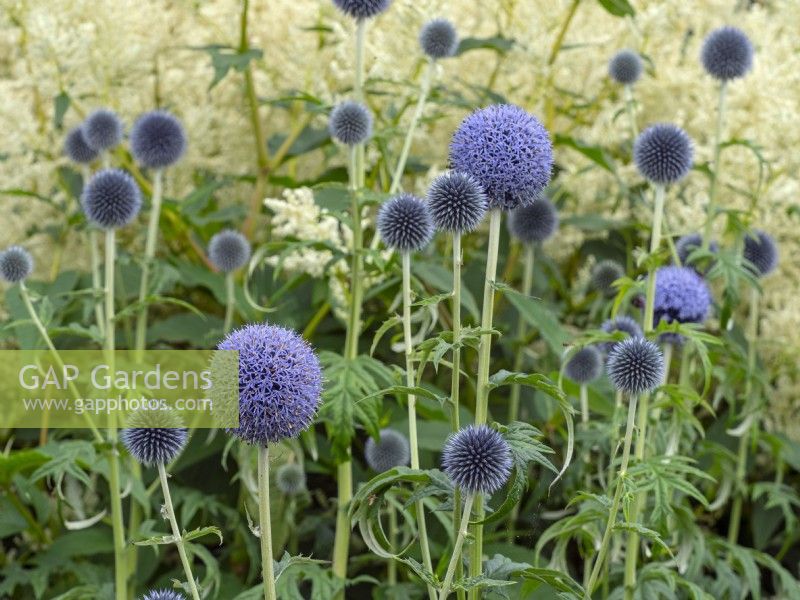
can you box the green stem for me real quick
[83,165,105,338]
[727,286,760,549]
[388,501,398,585]
[223,272,236,334]
[439,493,476,600]
[134,169,163,358]
[469,209,502,600]
[623,84,638,140]
[158,463,201,600]
[389,59,435,195]
[258,445,277,600]
[701,81,727,252]
[450,234,465,592]
[403,252,437,600]
[580,384,591,490]
[585,394,639,596]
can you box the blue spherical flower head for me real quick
[450,104,553,211]
[276,463,307,495]
[208,229,251,273]
[591,260,624,297]
[420,18,458,60]
[675,233,718,268]
[607,337,664,395]
[378,193,434,252]
[365,428,410,472]
[121,410,188,466]
[130,110,187,169]
[600,315,643,354]
[653,266,712,332]
[701,26,753,82]
[332,0,391,20]
[742,229,778,278]
[83,108,124,152]
[634,124,693,185]
[329,101,373,146]
[565,346,602,384]
[441,425,512,495]
[140,591,186,600]
[81,169,142,229]
[0,246,34,284]
[609,49,643,85]
[427,171,488,233]
[65,126,99,164]
[508,196,559,244]
[216,323,323,445]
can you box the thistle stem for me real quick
[83,165,105,338]
[223,272,236,334]
[585,394,639,596]
[623,84,638,140]
[701,81,728,252]
[402,252,437,600]
[469,208,502,599]
[134,168,163,358]
[450,234,465,591]
[580,383,591,490]
[439,493,476,600]
[258,445,278,600]
[388,501,398,585]
[158,463,201,600]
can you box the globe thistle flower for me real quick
[609,49,643,85]
[419,18,458,60]
[653,266,712,331]
[441,425,512,495]
[121,410,188,466]
[364,428,410,472]
[130,110,187,169]
[591,260,624,297]
[208,229,251,273]
[140,591,186,600]
[634,124,693,185]
[701,26,754,82]
[449,104,553,211]
[565,346,603,384]
[0,246,34,284]
[507,196,559,244]
[426,171,488,233]
[64,126,99,164]
[216,323,323,445]
[329,101,372,146]
[606,337,665,395]
[81,169,142,229]
[675,233,718,267]
[743,230,778,278]
[275,463,307,495]
[600,315,643,354]
[83,108,123,152]
[377,193,434,252]
[332,0,391,20]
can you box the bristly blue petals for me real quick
[329,101,372,146]
[81,169,142,229]
[565,346,603,384]
[65,126,99,164]
[420,18,459,60]
[607,337,664,395]
[507,196,559,244]
[365,428,410,472]
[609,49,643,85]
[332,0,391,21]
[634,124,693,185]
[208,229,251,273]
[83,108,124,152]
[377,193,434,252]
[275,463,307,495]
[591,260,624,297]
[600,316,643,354]
[701,26,754,81]
[743,229,778,277]
[0,246,34,284]
[130,110,187,169]
[427,171,488,233]
[441,425,512,495]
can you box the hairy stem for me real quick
[158,463,201,600]
[450,234,465,593]
[134,168,163,358]
[258,445,278,600]
[223,272,236,334]
[623,84,638,141]
[701,81,728,252]
[439,493,476,600]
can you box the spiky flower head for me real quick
[130,110,187,169]
[701,26,753,82]
[565,346,603,384]
[507,196,559,244]
[743,229,778,277]
[139,591,186,600]
[441,425,512,495]
[591,260,624,297]
[65,126,99,164]
[634,124,693,185]
[332,0,391,20]
[599,315,643,354]
[609,49,643,85]
[420,18,459,60]
[81,169,142,229]
[449,104,553,211]
[83,108,123,152]
[426,171,488,233]
[208,229,251,273]
[121,410,188,467]
[329,101,372,146]
[607,337,664,395]
[0,246,34,284]
[216,323,322,445]
[276,463,307,495]
[675,233,718,268]
[377,193,434,252]
[653,266,712,332]
[364,428,410,472]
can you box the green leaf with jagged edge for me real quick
[318,351,393,461]
[452,575,516,593]
[518,567,585,597]
[182,525,223,545]
[456,35,515,56]
[612,522,673,557]
[371,314,402,356]
[190,44,264,90]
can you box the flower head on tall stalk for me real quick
[701,26,754,82]
[565,346,603,385]
[140,591,186,600]
[507,196,559,245]
[276,464,307,496]
[591,259,625,298]
[332,0,391,20]
[600,315,643,354]
[676,232,718,270]
[65,126,99,164]
[742,229,778,277]
[131,110,187,169]
[0,246,34,284]
[83,108,124,153]
[365,428,410,472]
[82,169,142,229]
[653,265,712,341]
[608,49,643,86]
[634,124,693,186]
[207,229,251,333]
[420,18,459,60]
[329,101,373,146]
